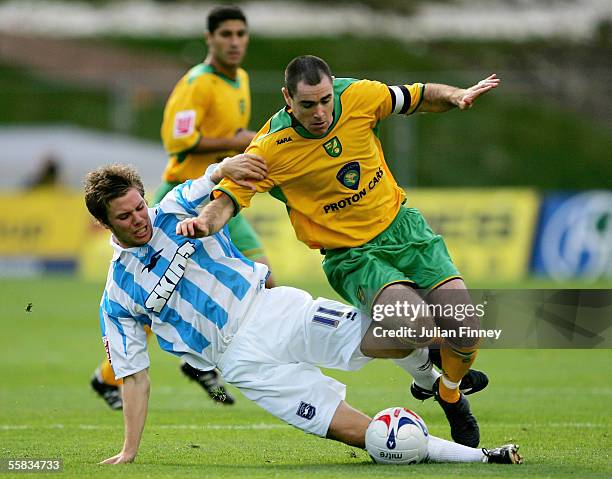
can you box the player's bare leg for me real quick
[427,278,481,402]
[426,278,481,447]
[361,283,435,357]
[360,283,440,394]
[326,400,370,447]
[361,280,483,447]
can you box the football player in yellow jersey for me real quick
[176,56,501,448]
[91,5,275,410]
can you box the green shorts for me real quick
[153,180,266,260]
[322,206,461,309]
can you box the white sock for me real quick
[392,348,440,390]
[426,435,484,463]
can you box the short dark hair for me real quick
[84,164,145,226]
[284,55,333,97]
[207,5,247,33]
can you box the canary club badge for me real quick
[323,136,342,157]
[336,161,361,190]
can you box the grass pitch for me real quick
[0,277,610,478]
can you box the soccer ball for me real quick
[365,407,429,465]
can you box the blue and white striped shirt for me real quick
[99,165,269,379]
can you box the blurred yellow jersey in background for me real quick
[215,78,423,250]
[160,64,251,183]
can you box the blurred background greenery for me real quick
[0,0,610,284]
[1,0,611,189]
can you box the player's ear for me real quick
[281,87,291,107]
[204,31,212,47]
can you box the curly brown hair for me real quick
[84,164,145,226]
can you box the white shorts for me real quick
[217,286,371,437]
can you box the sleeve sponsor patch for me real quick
[173,109,196,138]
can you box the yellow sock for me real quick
[100,358,123,387]
[439,342,478,403]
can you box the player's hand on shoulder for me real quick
[100,451,136,465]
[176,217,211,238]
[231,128,257,151]
[219,153,268,191]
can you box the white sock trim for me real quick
[441,375,461,390]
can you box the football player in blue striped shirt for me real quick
[85,157,520,466]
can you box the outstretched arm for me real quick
[174,152,266,238]
[418,74,500,113]
[100,369,150,464]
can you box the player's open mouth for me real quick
[134,226,148,238]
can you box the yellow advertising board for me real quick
[0,188,89,258]
[405,189,539,282]
[243,189,539,285]
[10,187,535,285]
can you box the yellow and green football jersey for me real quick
[214,78,424,250]
[160,64,251,183]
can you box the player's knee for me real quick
[460,308,481,348]
[446,310,481,349]
[448,335,481,350]
[360,323,419,358]
[371,282,435,348]
[359,344,410,359]
[359,334,406,358]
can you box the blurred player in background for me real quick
[181,56,501,448]
[83,161,521,466]
[91,5,274,409]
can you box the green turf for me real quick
[0,277,610,478]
